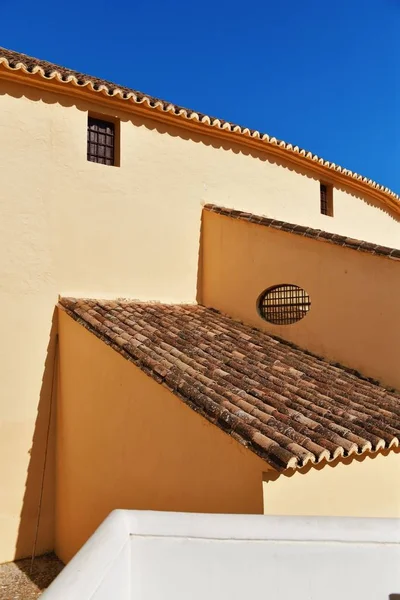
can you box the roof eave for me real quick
[1,60,399,217]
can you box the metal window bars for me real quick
[87,117,115,166]
[320,183,330,215]
[259,284,311,325]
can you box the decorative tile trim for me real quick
[0,46,399,210]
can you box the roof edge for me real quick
[204,204,400,260]
[58,298,400,473]
[0,49,399,216]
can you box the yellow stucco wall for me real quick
[57,312,400,563]
[264,450,400,517]
[201,210,400,391]
[56,310,267,563]
[1,75,400,562]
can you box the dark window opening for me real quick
[258,284,311,325]
[87,117,115,165]
[320,183,333,216]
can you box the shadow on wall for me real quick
[196,210,205,305]
[15,308,58,562]
[1,79,399,225]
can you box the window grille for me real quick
[320,184,328,214]
[87,117,115,165]
[320,183,333,216]
[258,284,311,325]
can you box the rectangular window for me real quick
[320,183,333,216]
[87,117,115,166]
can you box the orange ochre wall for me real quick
[57,309,400,564]
[200,210,400,391]
[56,310,267,563]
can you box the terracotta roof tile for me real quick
[0,46,399,208]
[204,204,400,259]
[59,298,400,472]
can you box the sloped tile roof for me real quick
[204,204,400,259]
[59,298,400,472]
[0,46,399,210]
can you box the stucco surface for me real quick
[201,210,400,391]
[57,312,400,562]
[56,311,266,563]
[264,450,400,517]
[42,510,400,600]
[1,77,399,562]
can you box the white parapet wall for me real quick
[42,510,400,600]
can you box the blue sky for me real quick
[1,0,399,192]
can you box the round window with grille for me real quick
[258,284,311,325]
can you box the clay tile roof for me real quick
[59,298,400,472]
[204,204,400,259]
[0,46,399,210]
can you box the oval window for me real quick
[258,284,311,325]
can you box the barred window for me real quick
[87,117,115,166]
[320,183,333,216]
[258,284,311,325]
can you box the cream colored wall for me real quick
[264,451,400,517]
[56,310,267,563]
[0,77,399,563]
[201,210,400,390]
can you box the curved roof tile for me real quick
[59,298,400,472]
[204,204,400,258]
[0,46,399,210]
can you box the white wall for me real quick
[42,510,400,600]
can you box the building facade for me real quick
[0,47,399,564]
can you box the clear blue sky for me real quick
[1,0,399,192]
